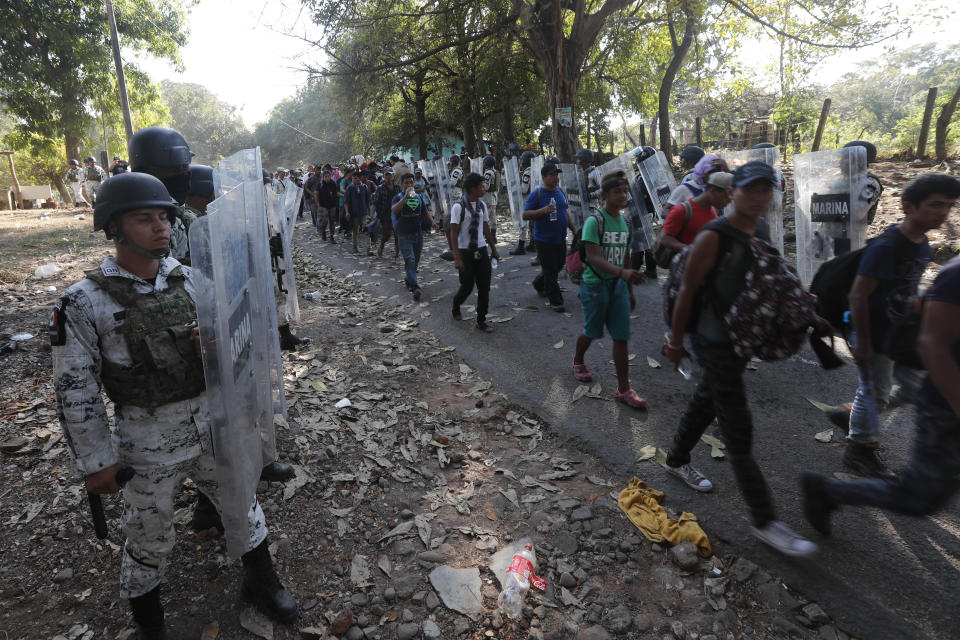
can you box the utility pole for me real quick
[104,0,134,143]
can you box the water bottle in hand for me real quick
[548,197,558,222]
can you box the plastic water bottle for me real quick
[548,197,558,222]
[497,540,544,618]
[491,258,498,270]
[303,292,319,300]
[663,332,693,380]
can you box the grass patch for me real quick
[0,210,104,283]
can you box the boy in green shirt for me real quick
[572,170,648,408]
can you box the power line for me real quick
[275,118,339,145]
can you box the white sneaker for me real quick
[666,463,713,492]
[751,521,818,557]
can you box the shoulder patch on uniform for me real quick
[101,263,121,276]
[49,297,68,346]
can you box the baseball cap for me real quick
[732,161,777,187]
[540,163,561,176]
[707,171,733,189]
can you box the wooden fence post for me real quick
[1,151,23,209]
[811,99,831,152]
[916,87,938,158]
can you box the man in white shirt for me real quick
[450,172,500,332]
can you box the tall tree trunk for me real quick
[415,92,428,160]
[461,95,477,155]
[657,7,697,164]
[47,171,71,204]
[935,84,960,162]
[64,132,81,164]
[502,100,515,145]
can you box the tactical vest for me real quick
[85,267,205,409]
[85,165,101,181]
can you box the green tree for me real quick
[161,80,252,165]
[0,0,188,162]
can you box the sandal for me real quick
[615,388,648,409]
[572,361,592,383]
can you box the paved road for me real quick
[295,219,960,640]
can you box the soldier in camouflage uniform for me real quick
[510,150,536,255]
[128,127,203,265]
[51,172,297,639]
[65,159,89,207]
[82,156,108,204]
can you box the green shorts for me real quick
[579,278,630,341]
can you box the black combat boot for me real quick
[509,240,526,255]
[241,539,298,623]
[260,461,296,482]
[278,324,310,351]
[191,491,223,533]
[130,586,165,640]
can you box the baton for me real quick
[89,466,135,539]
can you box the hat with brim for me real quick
[707,171,733,189]
[540,164,561,176]
[732,161,777,187]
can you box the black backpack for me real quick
[809,229,909,329]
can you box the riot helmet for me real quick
[483,155,496,169]
[752,142,777,150]
[520,150,535,169]
[128,126,194,205]
[843,140,878,164]
[188,165,214,197]
[545,156,560,166]
[84,156,95,163]
[69,159,79,167]
[128,126,194,171]
[679,145,705,167]
[93,172,177,258]
[449,154,461,167]
[575,149,594,165]
[262,169,272,185]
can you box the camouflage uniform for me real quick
[65,166,89,206]
[168,203,202,265]
[519,166,532,243]
[51,255,267,599]
[84,163,108,204]
[449,166,464,226]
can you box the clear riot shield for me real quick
[417,160,437,209]
[559,163,587,229]
[470,157,483,177]
[503,156,525,230]
[264,187,300,325]
[794,146,869,286]
[279,180,302,323]
[636,151,678,222]
[719,148,785,255]
[188,148,279,557]
[432,159,453,221]
[599,153,656,252]
[530,156,544,197]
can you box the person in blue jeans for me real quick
[391,174,436,301]
[804,239,960,537]
[522,162,575,312]
[842,174,956,476]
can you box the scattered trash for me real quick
[34,263,61,279]
[303,291,320,300]
[11,332,34,341]
[553,340,564,349]
[334,398,352,408]
[647,356,661,369]
[73,214,85,220]
[496,540,546,618]
[44,285,57,292]
[635,444,657,462]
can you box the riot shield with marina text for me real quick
[432,159,453,222]
[530,156,544,198]
[188,147,280,557]
[470,156,483,177]
[794,146,870,285]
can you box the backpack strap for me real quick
[676,200,694,240]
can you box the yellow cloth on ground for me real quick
[618,477,712,557]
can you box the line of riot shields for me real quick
[189,148,289,557]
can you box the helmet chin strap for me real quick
[114,227,170,259]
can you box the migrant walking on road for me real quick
[450,172,501,332]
